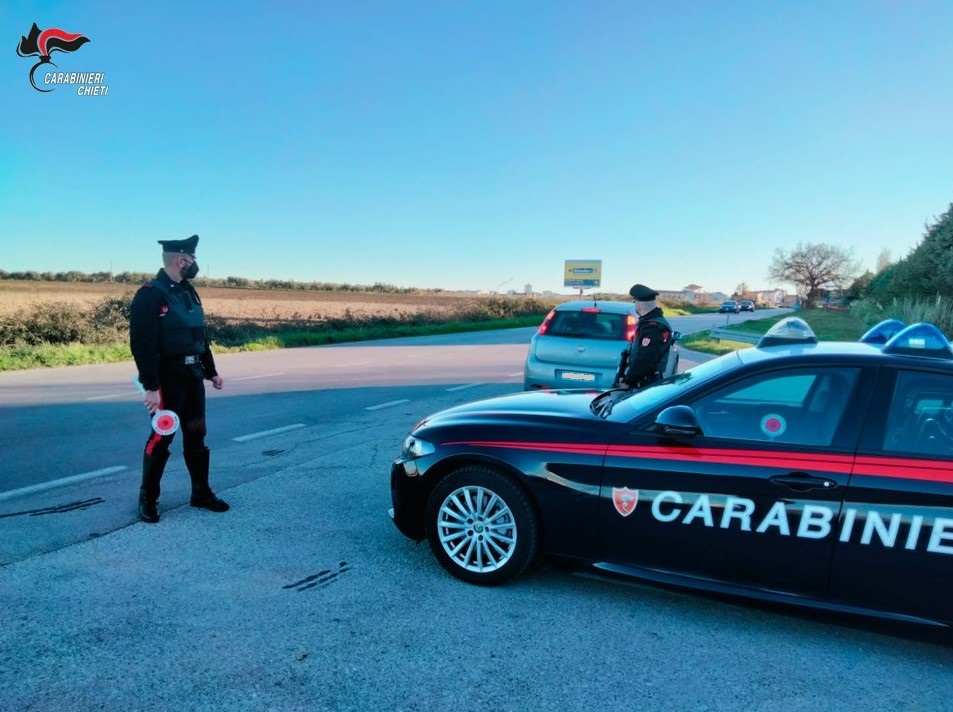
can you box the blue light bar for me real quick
[882,323,953,360]
[859,319,907,345]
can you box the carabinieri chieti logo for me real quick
[16,22,109,95]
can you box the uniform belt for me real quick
[164,354,202,364]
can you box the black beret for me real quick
[158,234,199,256]
[629,283,658,301]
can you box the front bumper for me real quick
[389,458,428,541]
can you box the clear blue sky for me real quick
[2,1,951,296]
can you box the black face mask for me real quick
[181,261,200,280]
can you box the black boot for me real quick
[139,451,170,523]
[185,447,229,512]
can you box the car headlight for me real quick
[402,434,436,459]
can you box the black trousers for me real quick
[143,372,207,458]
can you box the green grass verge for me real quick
[214,314,545,352]
[0,314,546,370]
[681,310,867,355]
[0,342,135,371]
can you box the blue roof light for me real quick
[882,323,953,360]
[859,319,907,345]
[757,317,818,348]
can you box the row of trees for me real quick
[867,202,953,302]
[768,202,953,308]
[0,270,437,295]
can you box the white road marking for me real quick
[508,372,524,378]
[0,466,128,502]
[233,424,306,443]
[87,391,139,401]
[332,361,370,368]
[87,371,285,398]
[87,370,286,398]
[446,383,483,392]
[366,399,410,411]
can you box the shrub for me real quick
[88,295,134,343]
[204,313,271,347]
[0,301,92,346]
[1,293,555,355]
[851,296,953,336]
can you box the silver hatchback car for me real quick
[523,300,640,390]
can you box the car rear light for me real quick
[581,307,601,313]
[537,308,557,335]
[625,314,636,341]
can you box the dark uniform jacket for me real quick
[623,307,673,388]
[130,270,217,391]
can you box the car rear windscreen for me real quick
[548,310,625,340]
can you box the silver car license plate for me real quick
[558,370,597,383]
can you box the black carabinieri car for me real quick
[389,318,953,630]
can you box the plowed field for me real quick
[0,281,526,321]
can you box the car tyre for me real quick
[425,465,539,585]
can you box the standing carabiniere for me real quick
[621,283,674,388]
[129,234,229,523]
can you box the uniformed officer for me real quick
[130,234,229,523]
[621,283,674,388]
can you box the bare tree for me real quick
[767,243,863,308]
[735,281,750,299]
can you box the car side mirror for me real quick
[655,405,700,438]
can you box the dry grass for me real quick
[0,280,518,321]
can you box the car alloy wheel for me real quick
[425,465,539,585]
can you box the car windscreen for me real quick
[591,352,742,421]
[549,310,626,340]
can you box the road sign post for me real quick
[563,260,602,295]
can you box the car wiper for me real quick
[589,390,612,415]
[590,389,629,418]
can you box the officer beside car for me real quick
[618,283,674,389]
[130,234,229,523]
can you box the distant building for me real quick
[638,284,790,307]
[752,289,788,307]
[658,284,708,304]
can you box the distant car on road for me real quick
[739,300,755,312]
[523,301,637,390]
[719,300,741,314]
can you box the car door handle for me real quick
[769,473,838,492]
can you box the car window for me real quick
[720,374,815,406]
[882,370,953,457]
[549,311,625,340]
[689,367,860,446]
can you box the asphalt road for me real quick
[2,312,949,711]
[0,311,758,493]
